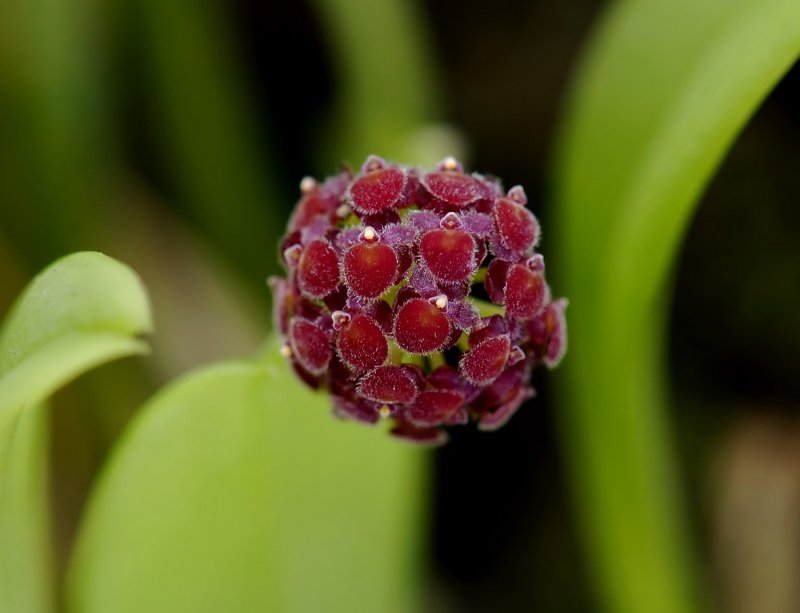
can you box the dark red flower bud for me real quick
[406,389,464,428]
[289,318,332,375]
[272,155,567,445]
[504,264,545,318]
[343,238,399,299]
[336,313,388,371]
[359,365,419,405]
[297,238,340,298]
[460,334,511,385]
[494,196,539,253]
[348,159,407,215]
[420,226,477,283]
[394,297,451,354]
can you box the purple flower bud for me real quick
[271,155,568,445]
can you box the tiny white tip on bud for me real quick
[359,226,379,243]
[440,211,463,230]
[442,156,459,171]
[336,204,351,218]
[430,294,448,310]
[379,405,391,418]
[300,176,317,193]
[331,310,351,330]
[283,244,302,266]
[508,185,528,205]
[280,344,292,358]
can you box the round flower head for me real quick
[270,155,567,445]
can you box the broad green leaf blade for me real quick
[0,251,153,613]
[68,351,427,613]
[553,1,800,613]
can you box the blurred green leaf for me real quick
[68,346,427,613]
[553,1,800,612]
[0,0,111,267]
[133,0,285,281]
[312,0,454,167]
[0,252,153,613]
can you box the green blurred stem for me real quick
[310,0,442,166]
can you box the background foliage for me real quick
[1,1,800,612]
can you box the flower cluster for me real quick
[269,155,567,445]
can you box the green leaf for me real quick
[553,1,800,612]
[68,347,427,613]
[0,251,153,613]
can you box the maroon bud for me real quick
[460,334,511,385]
[469,315,508,348]
[390,422,448,446]
[543,298,568,368]
[420,228,477,284]
[348,166,407,215]
[268,276,292,335]
[333,395,380,424]
[343,241,399,299]
[289,318,332,375]
[297,238,340,298]
[359,365,419,404]
[336,314,388,371]
[394,298,451,354]
[406,389,465,427]
[478,385,534,431]
[504,264,545,318]
[485,259,510,304]
[494,197,539,253]
[422,170,484,207]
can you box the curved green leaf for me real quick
[68,347,426,613]
[553,1,800,613]
[0,251,153,613]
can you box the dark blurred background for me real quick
[1,1,799,611]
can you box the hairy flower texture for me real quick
[270,155,567,445]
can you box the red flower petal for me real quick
[460,334,511,385]
[359,366,419,404]
[478,385,534,431]
[267,276,292,335]
[343,242,398,298]
[469,315,508,348]
[544,298,568,368]
[504,264,545,318]
[332,395,379,424]
[297,238,340,298]
[289,318,332,374]
[419,228,476,283]
[494,197,539,253]
[336,314,388,371]
[390,421,448,446]
[406,389,464,427]
[484,259,510,304]
[422,171,484,207]
[393,298,451,354]
[348,167,407,215]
